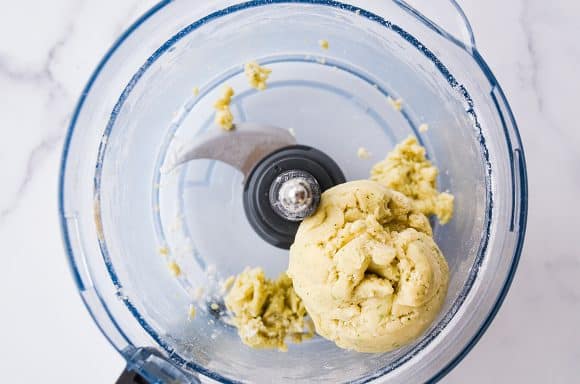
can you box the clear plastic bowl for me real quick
[59,1,528,383]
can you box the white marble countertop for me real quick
[0,0,578,383]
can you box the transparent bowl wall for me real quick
[60,1,527,383]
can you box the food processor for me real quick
[59,0,528,383]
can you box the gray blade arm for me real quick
[165,123,296,178]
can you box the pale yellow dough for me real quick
[224,268,314,351]
[214,86,235,130]
[387,97,403,112]
[357,147,372,160]
[371,136,454,224]
[225,137,453,353]
[288,180,449,353]
[167,261,182,277]
[244,61,272,91]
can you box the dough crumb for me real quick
[419,123,429,133]
[319,39,330,50]
[244,61,272,91]
[193,87,200,96]
[168,261,182,277]
[188,304,196,320]
[387,96,404,112]
[357,147,372,159]
[158,247,169,257]
[371,136,454,224]
[214,86,235,131]
[221,276,235,294]
[210,303,220,311]
[224,268,313,351]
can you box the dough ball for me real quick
[288,180,449,353]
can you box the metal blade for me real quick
[164,123,296,179]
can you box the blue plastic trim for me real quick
[58,0,172,358]
[58,0,528,383]
[427,50,529,383]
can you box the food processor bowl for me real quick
[59,0,528,383]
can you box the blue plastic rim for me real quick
[59,1,528,383]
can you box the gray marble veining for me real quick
[0,0,577,383]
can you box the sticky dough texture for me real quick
[371,136,454,224]
[224,268,313,351]
[288,180,449,353]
